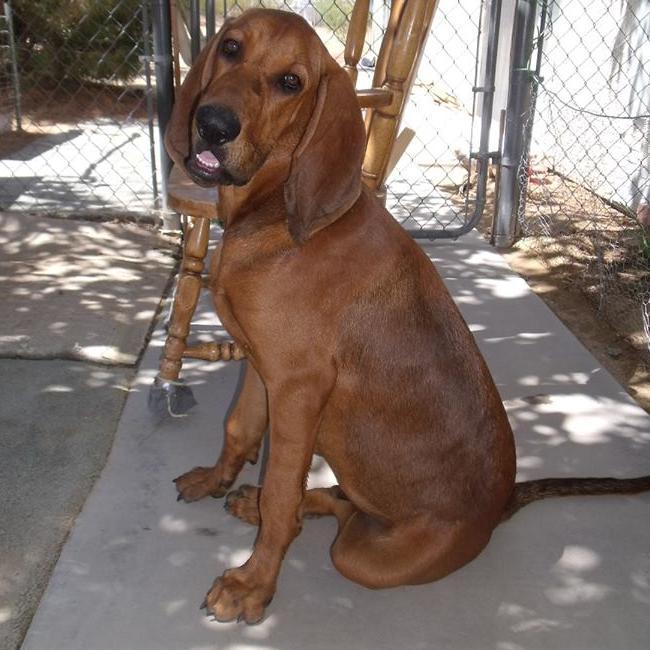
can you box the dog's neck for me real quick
[219,153,292,228]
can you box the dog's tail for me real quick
[502,475,650,521]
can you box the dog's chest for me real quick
[212,240,288,357]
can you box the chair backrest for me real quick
[356,0,438,194]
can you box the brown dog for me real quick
[165,9,650,624]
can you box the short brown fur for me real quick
[167,9,650,624]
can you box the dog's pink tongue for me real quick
[197,150,219,166]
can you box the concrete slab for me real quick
[0,123,156,215]
[19,231,650,650]
[0,213,176,365]
[0,360,132,650]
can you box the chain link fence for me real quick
[0,0,158,217]
[513,0,650,354]
[174,0,487,234]
[0,0,488,235]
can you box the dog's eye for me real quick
[278,73,301,94]
[221,39,240,58]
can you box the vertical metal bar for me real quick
[5,1,22,131]
[152,0,174,215]
[142,0,160,208]
[513,0,548,229]
[476,1,500,161]
[206,0,216,39]
[190,0,200,62]
[533,0,548,79]
[492,0,538,248]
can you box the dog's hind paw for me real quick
[224,485,261,525]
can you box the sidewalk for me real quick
[0,213,177,650]
[15,230,650,650]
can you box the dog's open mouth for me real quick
[186,147,247,188]
[187,149,222,185]
[196,150,220,174]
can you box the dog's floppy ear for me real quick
[164,28,226,171]
[284,65,366,244]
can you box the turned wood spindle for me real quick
[343,0,371,86]
[183,340,246,362]
[159,216,211,381]
[363,0,439,192]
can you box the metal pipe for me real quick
[492,0,538,248]
[142,0,159,208]
[151,0,175,216]
[5,1,22,131]
[190,0,200,62]
[511,0,549,235]
[413,0,503,240]
[206,0,215,39]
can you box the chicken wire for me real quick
[515,0,650,353]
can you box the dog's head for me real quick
[165,8,366,242]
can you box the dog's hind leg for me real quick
[175,362,268,502]
[225,484,355,526]
[331,513,492,589]
[225,485,490,589]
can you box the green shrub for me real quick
[312,0,354,41]
[12,0,143,85]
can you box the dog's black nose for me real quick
[195,104,241,145]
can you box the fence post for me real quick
[206,0,216,39]
[189,0,201,62]
[492,0,537,248]
[151,0,176,227]
[4,1,22,131]
[142,0,160,209]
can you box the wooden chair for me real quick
[150,0,438,416]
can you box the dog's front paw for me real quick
[203,568,274,624]
[173,466,230,502]
[225,485,261,525]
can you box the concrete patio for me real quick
[16,230,650,650]
[0,122,155,215]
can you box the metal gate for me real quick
[386,0,502,238]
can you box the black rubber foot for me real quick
[148,376,198,419]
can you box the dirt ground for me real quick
[0,83,149,158]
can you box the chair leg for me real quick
[149,216,211,417]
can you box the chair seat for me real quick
[167,164,219,219]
